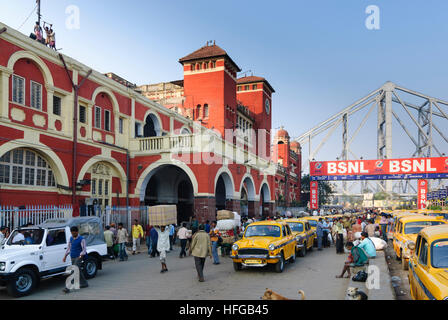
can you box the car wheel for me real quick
[7,268,37,298]
[275,253,285,273]
[402,255,409,271]
[84,256,98,279]
[298,243,306,257]
[233,262,242,271]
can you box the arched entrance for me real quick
[240,188,248,217]
[144,114,161,137]
[215,172,234,211]
[144,165,194,224]
[260,183,271,218]
[240,176,256,218]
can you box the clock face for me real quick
[265,99,270,115]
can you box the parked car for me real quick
[0,217,107,297]
[230,220,296,273]
[282,218,316,257]
[407,224,448,300]
[393,215,446,270]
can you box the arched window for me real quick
[191,64,195,71]
[91,163,112,208]
[196,105,202,119]
[0,149,56,187]
[204,104,209,118]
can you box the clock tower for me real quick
[236,76,275,159]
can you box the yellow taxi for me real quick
[301,216,320,230]
[282,219,316,257]
[393,215,447,270]
[391,212,419,236]
[408,225,448,300]
[230,220,297,273]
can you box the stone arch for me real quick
[239,174,256,201]
[136,160,199,202]
[77,156,127,193]
[91,86,120,134]
[260,182,271,203]
[143,110,163,137]
[214,167,236,200]
[7,50,54,87]
[0,140,68,187]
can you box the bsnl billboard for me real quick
[310,157,448,181]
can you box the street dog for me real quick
[346,287,368,300]
[261,289,306,300]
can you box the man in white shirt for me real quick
[12,230,25,244]
[0,227,7,245]
[177,223,189,258]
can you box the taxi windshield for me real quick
[245,225,280,238]
[404,221,445,235]
[7,229,44,245]
[431,239,448,268]
[308,220,317,227]
[288,222,304,233]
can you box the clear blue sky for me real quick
[1,0,448,168]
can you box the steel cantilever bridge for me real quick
[295,81,448,196]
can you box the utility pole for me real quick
[37,0,41,25]
[59,54,92,216]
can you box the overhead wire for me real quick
[18,4,38,31]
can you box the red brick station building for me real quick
[0,23,301,222]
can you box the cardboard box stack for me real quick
[148,205,177,226]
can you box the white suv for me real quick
[0,217,107,297]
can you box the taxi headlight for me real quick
[268,244,276,251]
[232,244,239,251]
[0,262,6,272]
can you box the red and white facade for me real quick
[0,23,301,222]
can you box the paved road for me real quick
[0,245,349,300]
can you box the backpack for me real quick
[352,271,368,282]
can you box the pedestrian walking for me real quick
[132,219,144,255]
[62,226,88,293]
[316,218,325,250]
[155,226,170,273]
[177,223,189,258]
[150,226,159,257]
[209,221,220,265]
[322,218,330,248]
[204,220,211,233]
[379,213,388,242]
[104,226,115,259]
[190,216,199,235]
[189,225,212,282]
[169,224,175,251]
[335,219,345,254]
[145,224,152,255]
[117,223,129,261]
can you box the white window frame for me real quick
[119,118,124,134]
[0,149,56,188]
[12,75,25,105]
[94,106,102,129]
[104,109,111,131]
[30,80,42,110]
[79,105,87,124]
[53,95,62,116]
